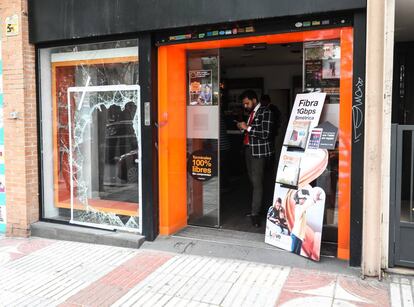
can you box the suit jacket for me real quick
[247,105,274,158]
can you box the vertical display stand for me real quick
[265,93,328,261]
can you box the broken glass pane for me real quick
[40,39,141,232]
[69,87,141,231]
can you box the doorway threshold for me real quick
[175,225,278,251]
[141,225,359,277]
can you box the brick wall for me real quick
[1,0,39,236]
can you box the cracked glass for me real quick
[40,40,141,232]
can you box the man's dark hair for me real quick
[261,94,271,106]
[240,89,258,101]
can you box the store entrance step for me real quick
[141,225,359,276]
[174,225,277,251]
[31,221,145,249]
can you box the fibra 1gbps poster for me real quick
[265,92,327,261]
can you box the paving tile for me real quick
[332,299,367,307]
[62,250,173,306]
[390,283,402,307]
[113,255,289,307]
[0,237,401,307]
[336,276,390,307]
[277,291,333,307]
[0,240,138,306]
[281,268,337,294]
[401,284,414,307]
[0,237,54,265]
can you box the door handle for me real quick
[144,102,151,126]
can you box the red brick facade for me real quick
[1,0,39,236]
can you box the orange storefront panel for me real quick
[158,28,353,259]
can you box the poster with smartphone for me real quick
[266,92,328,261]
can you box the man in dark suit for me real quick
[237,90,274,227]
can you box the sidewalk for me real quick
[0,236,410,307]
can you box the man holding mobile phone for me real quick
[237,90,274,227]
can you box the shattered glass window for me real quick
[39,40,141,232]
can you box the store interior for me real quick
[187,42,340,257]
[218,43,302,233]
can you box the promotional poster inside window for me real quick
[266,92,338,261]
[304,40,340,102]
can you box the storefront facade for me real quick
[11,0,368,267]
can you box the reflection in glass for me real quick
[317,149,339,245]
[401,131,413,222]
[40,40,141,231]
[187,139,219,226]
[68,88,140,230]
[187,50,220,227]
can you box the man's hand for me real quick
[237,121,248,130]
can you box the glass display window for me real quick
[39,40,142,232]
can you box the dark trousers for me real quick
[244,146,266,215]
[291,233,303,255]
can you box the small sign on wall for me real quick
[5,14,19,36]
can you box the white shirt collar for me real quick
[253,103,261,113]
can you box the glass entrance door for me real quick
[187,49,220,227]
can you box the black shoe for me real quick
[250,215,261,228]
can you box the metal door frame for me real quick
[186,48,221,228]
[389,124,414,268]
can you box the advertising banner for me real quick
[266,92,327,261]
[304,40,340,98]
[314,121,339,150]
[187,70,219,139]
[189,70,213,106]
[188,150,218,181]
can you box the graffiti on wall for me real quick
[352,77,364,144]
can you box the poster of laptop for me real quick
[276,153,301,188]
[189,70,213,105]
[285,120,311,150]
